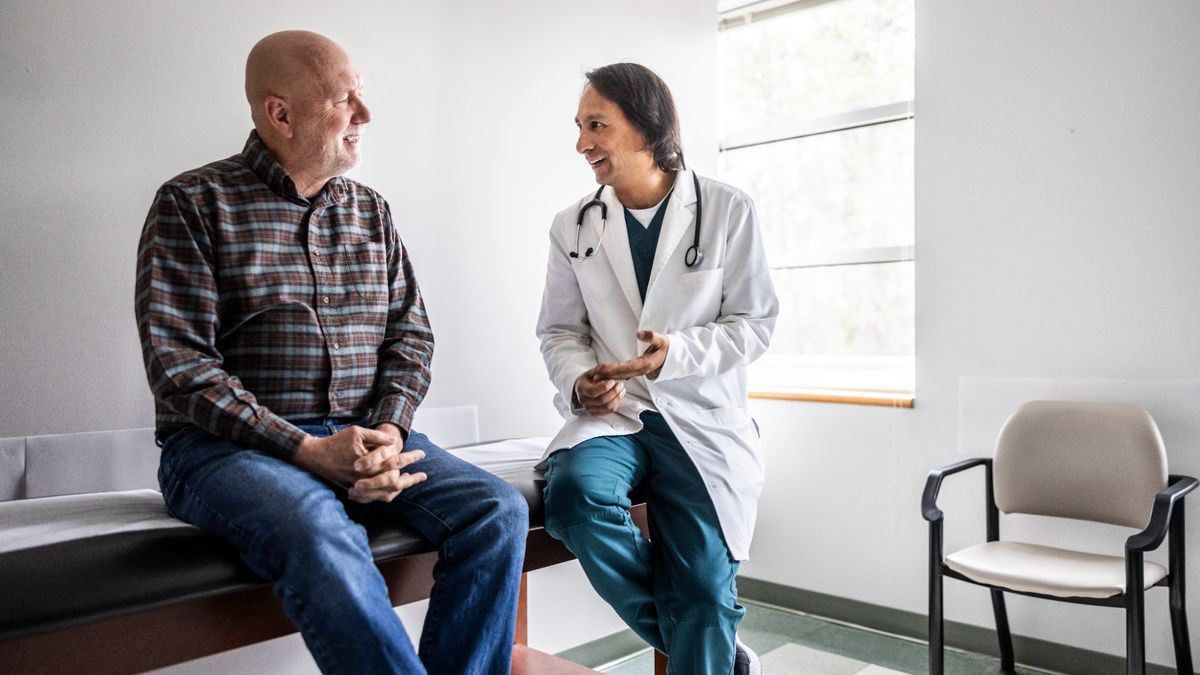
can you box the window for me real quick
[718,0,915,405]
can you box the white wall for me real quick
[0,0,714,661]
[6,0,1200,669]
[742,0,1200,667]
[0,0,716,441]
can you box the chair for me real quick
[922,400,1196,675]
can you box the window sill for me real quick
[749,388,914,408]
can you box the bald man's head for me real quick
[243,30,371,197]
[245,31,348,126]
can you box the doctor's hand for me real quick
[591,331,670,381]
[574,371,626,416]
[294,426,428,502]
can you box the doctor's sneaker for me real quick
[734,637,762,675]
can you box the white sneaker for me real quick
[734,637,762,675]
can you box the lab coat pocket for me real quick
[699,404,749,428]
[669,267,723,326]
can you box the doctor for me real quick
[537,63,778,675]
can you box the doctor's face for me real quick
[575,86,658,192]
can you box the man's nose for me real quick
[576,130,591,155]
[353,97,371,124]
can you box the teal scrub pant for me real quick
[543,411,743,675]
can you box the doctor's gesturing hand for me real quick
[574,372,625,415]
[574,331,671,416]
[593,331,670,381]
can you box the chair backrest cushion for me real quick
[994,400,1167,528]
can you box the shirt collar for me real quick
[242,130,348,208]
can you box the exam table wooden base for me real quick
[0,520,651,674]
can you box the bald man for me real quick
[135,31,527,674]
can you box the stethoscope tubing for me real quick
[570,172,703,267]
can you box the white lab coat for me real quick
[536,169,779,561]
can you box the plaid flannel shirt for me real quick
[135,131,434,458]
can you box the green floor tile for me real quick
[603,651,655,675]
[795,623,928,673]
[593,602,1058,674]
[741,600,831,640]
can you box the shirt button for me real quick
[322,296,330,304]
[332,341,340,350]
[313,250,321,257]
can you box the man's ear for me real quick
[264,96,292,138]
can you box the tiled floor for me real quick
[596,600,1052,674]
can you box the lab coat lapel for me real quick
[646,170,697,298]
[598,188,643,316]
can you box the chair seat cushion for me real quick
[944,541,1167,599]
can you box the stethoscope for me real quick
[570,172,704,268]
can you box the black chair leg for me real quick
[929,522,944,675]
[1171,576,1194,674]
[929,572,943,675]
[990,589,1015,673]
[1126,587,1146,675]
[1170,504,1194,675]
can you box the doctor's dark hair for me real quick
[585,63,685,173]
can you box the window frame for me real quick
[717,0,916,406]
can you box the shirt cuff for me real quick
[248,413,309,459]
[650,332,686,382]
[368,395,418,436]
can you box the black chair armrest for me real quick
[1125,474,1198,552]
[922,458,991,522]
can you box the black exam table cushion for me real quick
[0,469,547,641]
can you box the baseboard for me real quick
[737,576,1178,675]
[555,628,648,669]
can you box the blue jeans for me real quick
[543,412,743,675]
[158,418,528,675]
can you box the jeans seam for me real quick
[418,536,453,659]
[279,580,345,675]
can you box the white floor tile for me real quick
[855,665,909,675]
